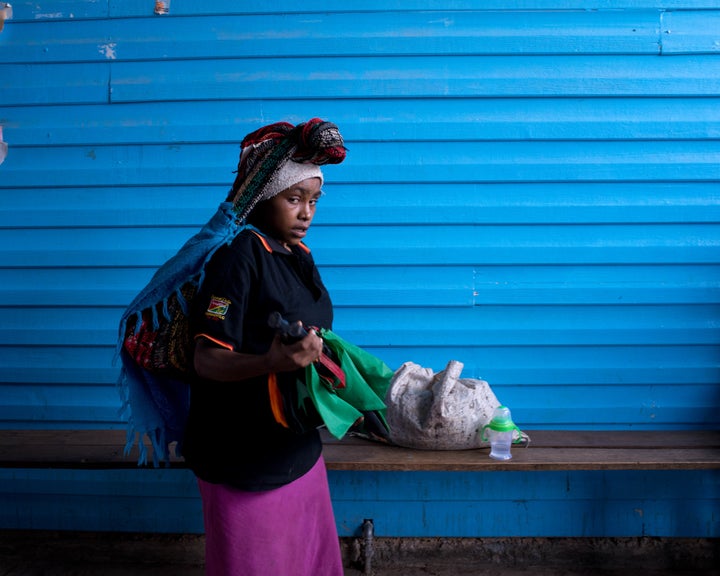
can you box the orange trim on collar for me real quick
[250,229,273,253]
[250,229,311,254]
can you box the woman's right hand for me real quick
[265,328,324,372]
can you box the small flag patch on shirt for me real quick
[206,296,231,320]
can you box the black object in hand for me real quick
[267,312,344,390]
[268,311,307,344]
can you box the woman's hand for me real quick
[265,327,324,372]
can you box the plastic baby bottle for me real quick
[481,406,520,460]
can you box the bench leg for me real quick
[361,518,375,575]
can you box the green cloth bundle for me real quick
[305,329,392,440]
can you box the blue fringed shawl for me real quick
[116,201,391,465]
[116,202,243,465]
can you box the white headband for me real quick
[262,160,324,202]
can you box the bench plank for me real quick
[1,429,718,471]
[322,444,720,471]
[0,430,172,468]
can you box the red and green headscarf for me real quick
[229,118,347,221]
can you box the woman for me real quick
[182,119,347,575]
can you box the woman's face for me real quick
[256,177,323,248]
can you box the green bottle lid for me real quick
[487,406,516,432]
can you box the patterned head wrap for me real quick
[229,118,347,221]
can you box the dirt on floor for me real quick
[0,532,718,576]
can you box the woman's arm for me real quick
[193,329,324,382]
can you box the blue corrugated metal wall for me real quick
[0,1,719,537]
[1,1,718,432]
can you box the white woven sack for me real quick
[386,360,501,450]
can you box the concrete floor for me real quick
[1,532,718,576]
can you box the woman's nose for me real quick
[299,201,314,219]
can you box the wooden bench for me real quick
[323,429,720,471]
[1,428,718,471]
[1,429,719,536]
[1,429,718,573]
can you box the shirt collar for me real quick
[248,226,310,255]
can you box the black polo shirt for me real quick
[182,227,333,491]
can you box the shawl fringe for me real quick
[115,202,244,466]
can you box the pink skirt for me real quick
[198,455,343,576]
